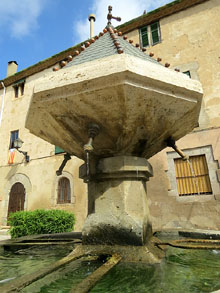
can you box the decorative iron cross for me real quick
[107,6,121,26]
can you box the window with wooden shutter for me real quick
[55,145,65,154]
[140,21,161,48]
[140,26,149,47]
[183,71,191,78]
[150,22,161,45]
[57,177,71,203]
[174,155,212,196]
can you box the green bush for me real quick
[8,209,75,239]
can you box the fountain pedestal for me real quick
[80,156,153,245]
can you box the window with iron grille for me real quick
[140,21,161,47]
[174,155,212,196]
[57,177,71,203]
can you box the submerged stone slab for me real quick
[81,156,153,245]
[26,54,203,160]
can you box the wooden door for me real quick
[8,182,25,220]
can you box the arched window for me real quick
[57,177,71,204]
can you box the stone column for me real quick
[80,156,153,246]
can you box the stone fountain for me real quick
[25,10,202,262]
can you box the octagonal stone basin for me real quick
[26,54,202,160]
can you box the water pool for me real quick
[1,246,220,292]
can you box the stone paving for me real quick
[0,229,11,241]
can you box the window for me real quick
[14,85,19,98]
[140,26,149,47]
[174,155,212,196]
[13,79,25,98]
[183,71,191,78]
[140,21,161,47]
[57,177,71,203]
[150,22,161,45]
[9,130,19,149]
[20,82,25,95]
[55,146,65,154]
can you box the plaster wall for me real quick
[0,65,88,231]
[127,0,220,129]
[147,128,220,231]
[126,0,220,231]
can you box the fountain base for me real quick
[82,238,165,264]
[80,156,153,246]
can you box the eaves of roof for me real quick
[0,0,209,90]
[0,42,84,90]
[117,0,209,34]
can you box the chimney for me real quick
[7,61,18,77]
[88,14,96,38]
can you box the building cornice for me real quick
[0,43,83,89]
[118,0,209,34]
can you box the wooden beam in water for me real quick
[3,241,79,246]
[0,245,86,293]
[71,254,122,293]
[156,239,220,250]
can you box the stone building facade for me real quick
[0,0,219,231]
[0,66,88,231]
[119,0,220,230]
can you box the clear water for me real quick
[0,245,72,285]
[1,246,220,292]
[91,248,220,293]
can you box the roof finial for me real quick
[107,5,121,26]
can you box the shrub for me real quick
[8,209,75,239]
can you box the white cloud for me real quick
[0,0,47,38]
[74,0,171,42]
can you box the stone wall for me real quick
[148,128,220,231]
[126,0,220,129]
[0,66,88,231]
[126,0,220,231]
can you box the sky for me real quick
[0,0,172,80]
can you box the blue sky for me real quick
[0,0,172,80]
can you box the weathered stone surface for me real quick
[215,194,220,201]
[26,54,202,160]
[216,169,220,182]
[82,156,153,245]
[82,238,164,263]
[24,46,203,243]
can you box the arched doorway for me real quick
[7,182,25,221]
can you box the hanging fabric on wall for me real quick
[8,149,15,164]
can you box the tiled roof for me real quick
[65,26,160,69]
[118,0,208,34]
[0,0,208,89]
